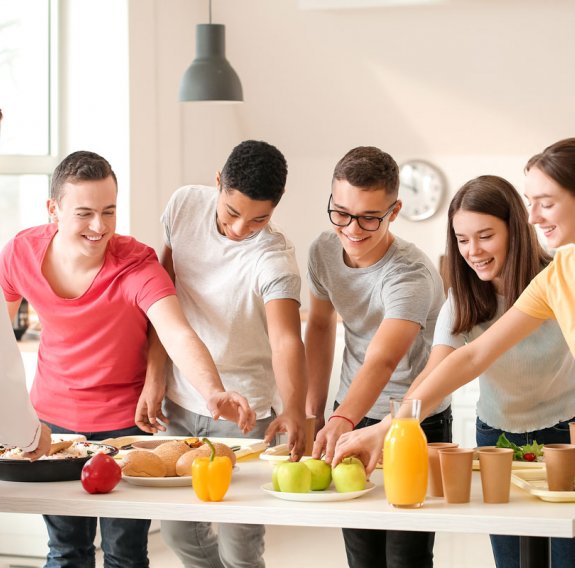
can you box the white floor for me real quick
[128,527,495,568]
[0,526,495,567]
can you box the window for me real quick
[0,0,59,249]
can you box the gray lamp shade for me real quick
[179,23,243,102]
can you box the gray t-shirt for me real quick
[434,290,575,432]
[308,231,449,420]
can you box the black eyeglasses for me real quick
[327,195,398,232]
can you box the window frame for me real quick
[0,0,61,177]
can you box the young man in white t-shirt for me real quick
[149,140,307,568]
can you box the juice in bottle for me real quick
[383,398,428,508]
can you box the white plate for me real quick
[122,475,193,487]
[261,481,376,502]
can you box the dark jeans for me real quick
[43,423,151,568]
[342,405,453,568]
[476,416,575,568]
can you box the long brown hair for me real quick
[447,175,551,334]
[525,137,575,198]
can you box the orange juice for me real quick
[383,417,428,507]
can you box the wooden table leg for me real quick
[519,536,550,568]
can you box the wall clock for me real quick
[398,160,447,221]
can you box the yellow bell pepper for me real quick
[192,438,233,502]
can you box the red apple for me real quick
[81,453,122,494]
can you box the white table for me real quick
[0,458,571,567]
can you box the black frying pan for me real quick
[0,444,119,482]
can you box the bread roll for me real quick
[174,442,236,476]
[175,450,198,477]
[153,440,193,476]
[122,450,167,477]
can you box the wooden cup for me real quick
[544,444,575,491]
[427,442,459,497]
[478,448,514,503]
[439,448,474,504]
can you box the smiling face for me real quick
[524,166,575,248]
[452,210,509,293]
[330,179,399,268]
[48,176,117,260]
[215,187,275,241]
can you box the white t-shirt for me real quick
[0,297,41,450]
[433,290,575,432]
[161,185,301,419]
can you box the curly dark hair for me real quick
[332,146,399,195]
[220,140,287,206]
[51,151,117,203]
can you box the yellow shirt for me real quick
[515,244,575,357]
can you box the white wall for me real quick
[60,0,130,234]
[127,0,575,308]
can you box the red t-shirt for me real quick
[0,224,176,431]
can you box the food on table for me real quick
[121,450,168,477]
[152,440,193,476]
[47,440,74,455]
[332,457,367,493]
[0,440,114,461]
[81,453,122,494]
[120,438,237,478]
[271,457,366,493]
[274,461,312,493]
[495,434,544,462]
[303,458,332,491]
[192,438,233,502]
[176,442,237,476]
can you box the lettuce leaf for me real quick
[495,433,543,461]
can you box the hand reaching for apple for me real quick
[332,421,389,475]
[311,415,354,464]
[264,411,306,461]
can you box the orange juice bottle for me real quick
[383,398,428,508]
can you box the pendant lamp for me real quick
[179,0,243,102]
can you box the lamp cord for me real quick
[209,0,212,24]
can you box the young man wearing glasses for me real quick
[306,146,451,568]
[149,140,307,568]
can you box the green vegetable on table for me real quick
[495,433,544,462]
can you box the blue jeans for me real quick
[342,405,453,568]
[43,423,151,568]
[476,416,575,568]
[161,399,276,568]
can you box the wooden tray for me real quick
[511,469,575,502]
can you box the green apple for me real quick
[276,461,312,493]
[272,463,284,491]
[332,457,367,493]
[304,458,332,491]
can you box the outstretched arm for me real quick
[263,299,307,460]
[315,317,421,463]
[304,294,337,433]
[333,308,544,472]
[411,307,544,422]
[332,344,454,474]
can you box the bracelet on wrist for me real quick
[328,414,355,429]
